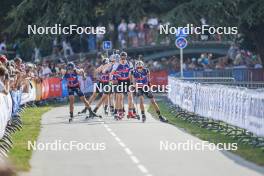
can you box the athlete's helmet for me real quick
[114,54,120,62]
[120,52,127,58]
[66,62,75,70]
[136,60,144,68]
[102,58,109,64]
[109,54,115,62]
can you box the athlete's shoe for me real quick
[104,109,108,115]
[110,106,115,114]
[142,114,146,123]
[159,115,168,123]
[127,112,136,119]
[69,112,74,123]
[118,111,124,120]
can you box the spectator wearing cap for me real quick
[0,55,8,66]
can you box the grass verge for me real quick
[148,100,264,166]
[8,106,52,171]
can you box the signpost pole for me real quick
[180,48,183,78]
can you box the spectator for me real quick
[41,63,52,78]
[118,19,127,49]
[127,19,138,47]
[0,65,9,95]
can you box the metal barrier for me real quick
[167,77,264,146]
[171,68,264,82]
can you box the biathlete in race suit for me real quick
[78,58,111,115]
[92,58,114,115]
[132,60,168,122]
[63,62,98,122]
[113,52,136,120]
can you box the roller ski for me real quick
[78,107,87,115]
[85,110,102,119]
[69,112,74,123]
[159,115,168,123]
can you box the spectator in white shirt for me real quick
[41,63,52,78]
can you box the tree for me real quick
[165,0,264,65]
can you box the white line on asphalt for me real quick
[119,142,126,147]
[124,148,133,155]
[137,164,148,174]
[102,124,152,176]
[130,155,139,164]
[106,128,112,132]
[110,132,116,137]
[115,137,121,142]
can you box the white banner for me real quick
[168,77,264,137]
[0,93,13,139]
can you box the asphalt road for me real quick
[21,103,264,176]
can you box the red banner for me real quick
[150,70,168,86]
[47,78,62,98]
[41,79,50,99]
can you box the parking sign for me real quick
[103,41,112,50]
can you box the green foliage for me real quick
[1,0,264,61]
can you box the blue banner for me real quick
[61,79,69,97]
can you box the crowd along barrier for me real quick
[0,76,98,139]
[168,77,264,137]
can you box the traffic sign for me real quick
[175,37,188,49]
[103,41,112,50]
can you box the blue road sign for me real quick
[175,37,188,49]
[103,41,112,50]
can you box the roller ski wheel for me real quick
[142,115,146,123]
[159,115,168,123]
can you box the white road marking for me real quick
[130,155,139,164]
[106,128,112,132]
[103,124,152,176]
[110,132,116,137]
[119,142,126,147]
[115,137,121,142]
[137,164,148,174]
[124,147,133,155]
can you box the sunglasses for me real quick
[137,66,143,69]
